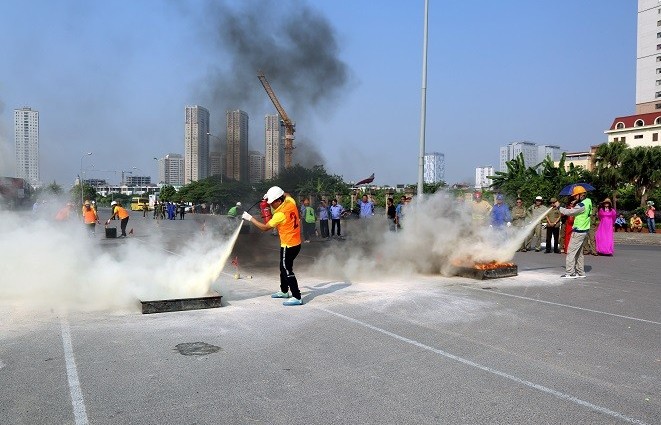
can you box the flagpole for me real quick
[417,0,429,198]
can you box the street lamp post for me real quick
[80,152,92,207]
[132,167,144,194]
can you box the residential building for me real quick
[184,105,210,184]
[226,110,249,182]
[604,112,661,148]
[475,166,494,189]
[14,107,39,185]
[126,175,151,186]
[208,133,223,177]
[249,150,265,184]
[158,153,185,186]
[537,145,563,163]
[423,152,445,184]
[499,141,538,171]
[636,0,661,113]
[264,114,285,180]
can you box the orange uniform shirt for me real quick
[112,205,130,220]
[268,196,301,247]
[83,207,98,224]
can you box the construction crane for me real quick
[257,72,295,168]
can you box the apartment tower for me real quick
[226,110,249,182]
[184,105,210,184]
[636,0,661,113]
[14,107,39,184]
[158,153,185,186]
[264,114,285,180]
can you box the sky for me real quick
[0,0,638,188]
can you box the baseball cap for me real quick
[535,196,543,201]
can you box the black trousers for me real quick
[546,226,560,252]
[319,219,329,238]
[120,217,129,236]
[331,219,341,236]
[280,245,301,299]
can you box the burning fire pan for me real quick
[140,292,222,314]
[454,263,518,280]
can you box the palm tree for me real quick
[593,141,626,194]
[620,146,661,207]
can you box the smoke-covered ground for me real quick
[0,204,242,313]
[1,192,552,314]
[308,192,551,281]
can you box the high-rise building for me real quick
[158,153,185,186]
[249,150,265,184]
[537,144,563,164]
[184,105,210,184]
[226,110,249,182]
[126,175,151,186]
[264,114,285,180]
[636,0,661,113]
[499,141,538,171]
[14,107,39,185]
[423,152,445,184]
[208,133,223,178]
[475,166,494,189]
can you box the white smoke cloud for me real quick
[0,209,242,312]
[309,193,549,280]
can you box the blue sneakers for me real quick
[283,297,303,306]
[271,291,291,299]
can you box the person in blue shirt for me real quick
[490,194,512,228]
[318,200,330,238]
[329,199,344,238]
[395,195,407,229]
[357,194,374,218]
[614,213,628,232]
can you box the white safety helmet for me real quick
[236,202,242,206]
[265,186,285,204]
[111,201,117,206]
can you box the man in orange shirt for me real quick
[82,201,100,236]
[242,186,303,306]
[106,201,130,237]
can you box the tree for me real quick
[69,183,97,206]
[490,152,592,204]
[620,146,661,207]
[45,181,62,195]
[593,141,627,198]
[159,185,176,202]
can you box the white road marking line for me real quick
[473,289,661,325]
[318,307,648,425]
[60,318,89,425]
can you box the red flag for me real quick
[356,173,375,185]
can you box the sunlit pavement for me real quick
[1,214,659,424]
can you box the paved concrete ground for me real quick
[1,212,659,424]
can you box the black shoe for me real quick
[535,249,541,252]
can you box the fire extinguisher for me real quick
[259,198,272,224]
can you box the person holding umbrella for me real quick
[554,185,593,279]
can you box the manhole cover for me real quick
[175,342,221,356]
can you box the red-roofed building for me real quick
[604,112,661,148]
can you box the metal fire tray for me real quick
[455,265,518,280]
[140,291,222,314]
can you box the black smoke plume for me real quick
[197,0,349,164]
